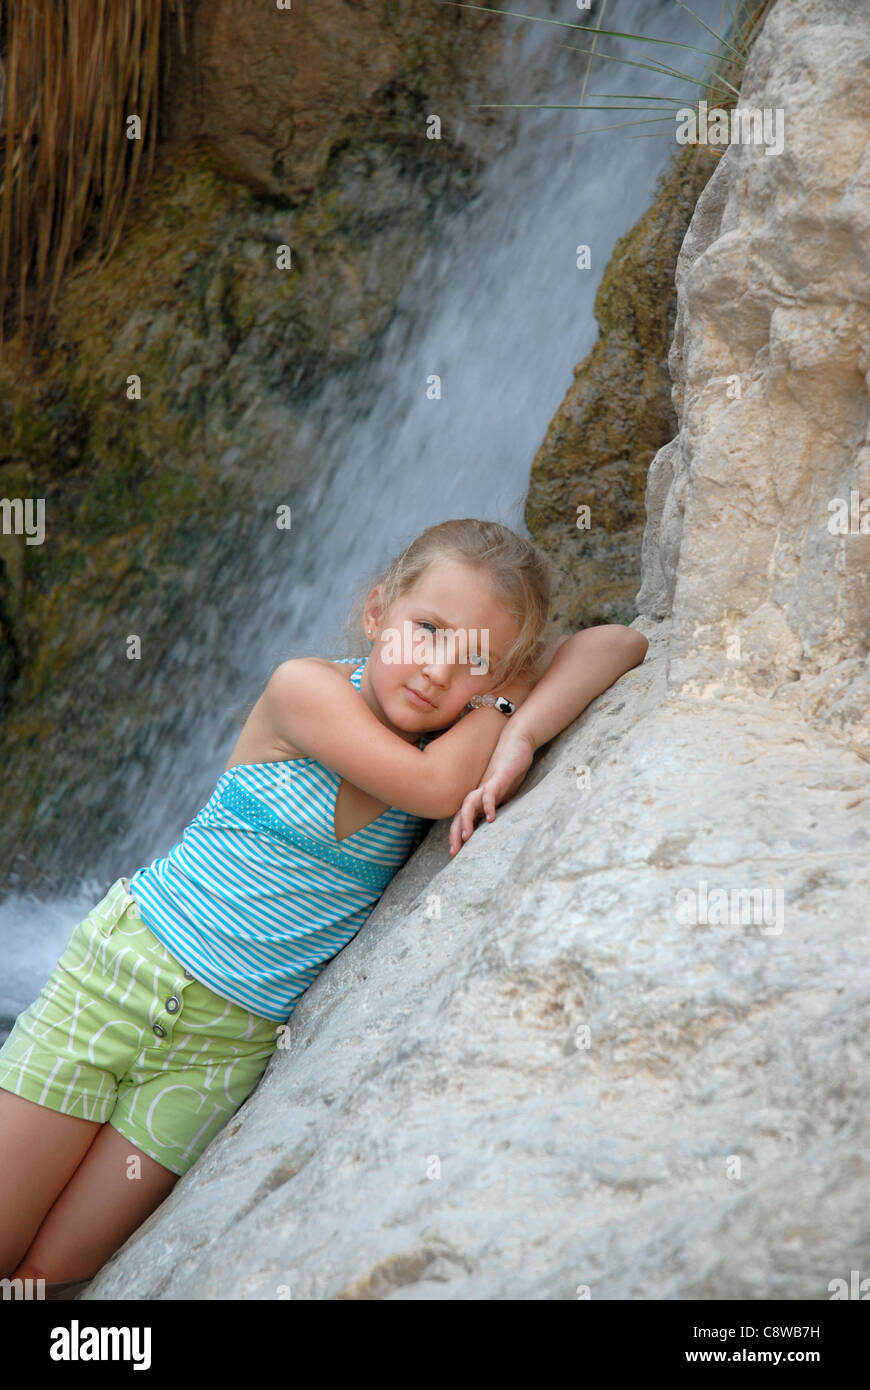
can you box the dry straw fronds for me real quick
[0,0,186,349]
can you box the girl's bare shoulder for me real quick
[223,659,359,771]
[305,656,363,673]
[270,655,363,688]
[287,655,363,674]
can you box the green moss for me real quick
[161,204,185,230]
[525,144,717,633]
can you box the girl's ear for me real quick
[362,584,383,635]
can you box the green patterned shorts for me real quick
[0,878,281,1177]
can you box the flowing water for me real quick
[1,0,726,1039]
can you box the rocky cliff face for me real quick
[637,0,870,752]
[81,0,870,1300]
[162,0,506,202]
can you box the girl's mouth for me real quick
[405,686,434,709]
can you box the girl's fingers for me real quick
[449,808,460,853]
[449,782,509,854]
[460,794,480,841]
[449,808,465,855]
[453,795,480,845]
[450,792,479,854]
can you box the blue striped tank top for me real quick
[129,656,437,1021]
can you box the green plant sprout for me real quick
[443,0,776,145]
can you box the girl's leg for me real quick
[11,1120,178,1285]
[0,1089,102,1277]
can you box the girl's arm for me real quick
[260,658,535,821]
[448,624,649,854]
[509,624,648,751]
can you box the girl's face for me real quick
[360,558,523,742]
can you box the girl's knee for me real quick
[15,1125,179,1283]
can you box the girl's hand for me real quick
[448,727,536,855]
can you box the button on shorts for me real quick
[0,877,282,1177]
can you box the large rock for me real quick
[81,0,870,1299]
[637,0,870,752]
[80,621,869,1300]
[163,0,504,201]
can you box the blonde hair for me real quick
[337,518,554,689]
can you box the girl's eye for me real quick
[415,621,488,671]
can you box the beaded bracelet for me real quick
[465,693,515,715]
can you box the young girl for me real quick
[0,518,647,1297]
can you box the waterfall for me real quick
[1,0,725,1038]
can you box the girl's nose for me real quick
[420,656,451,685]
